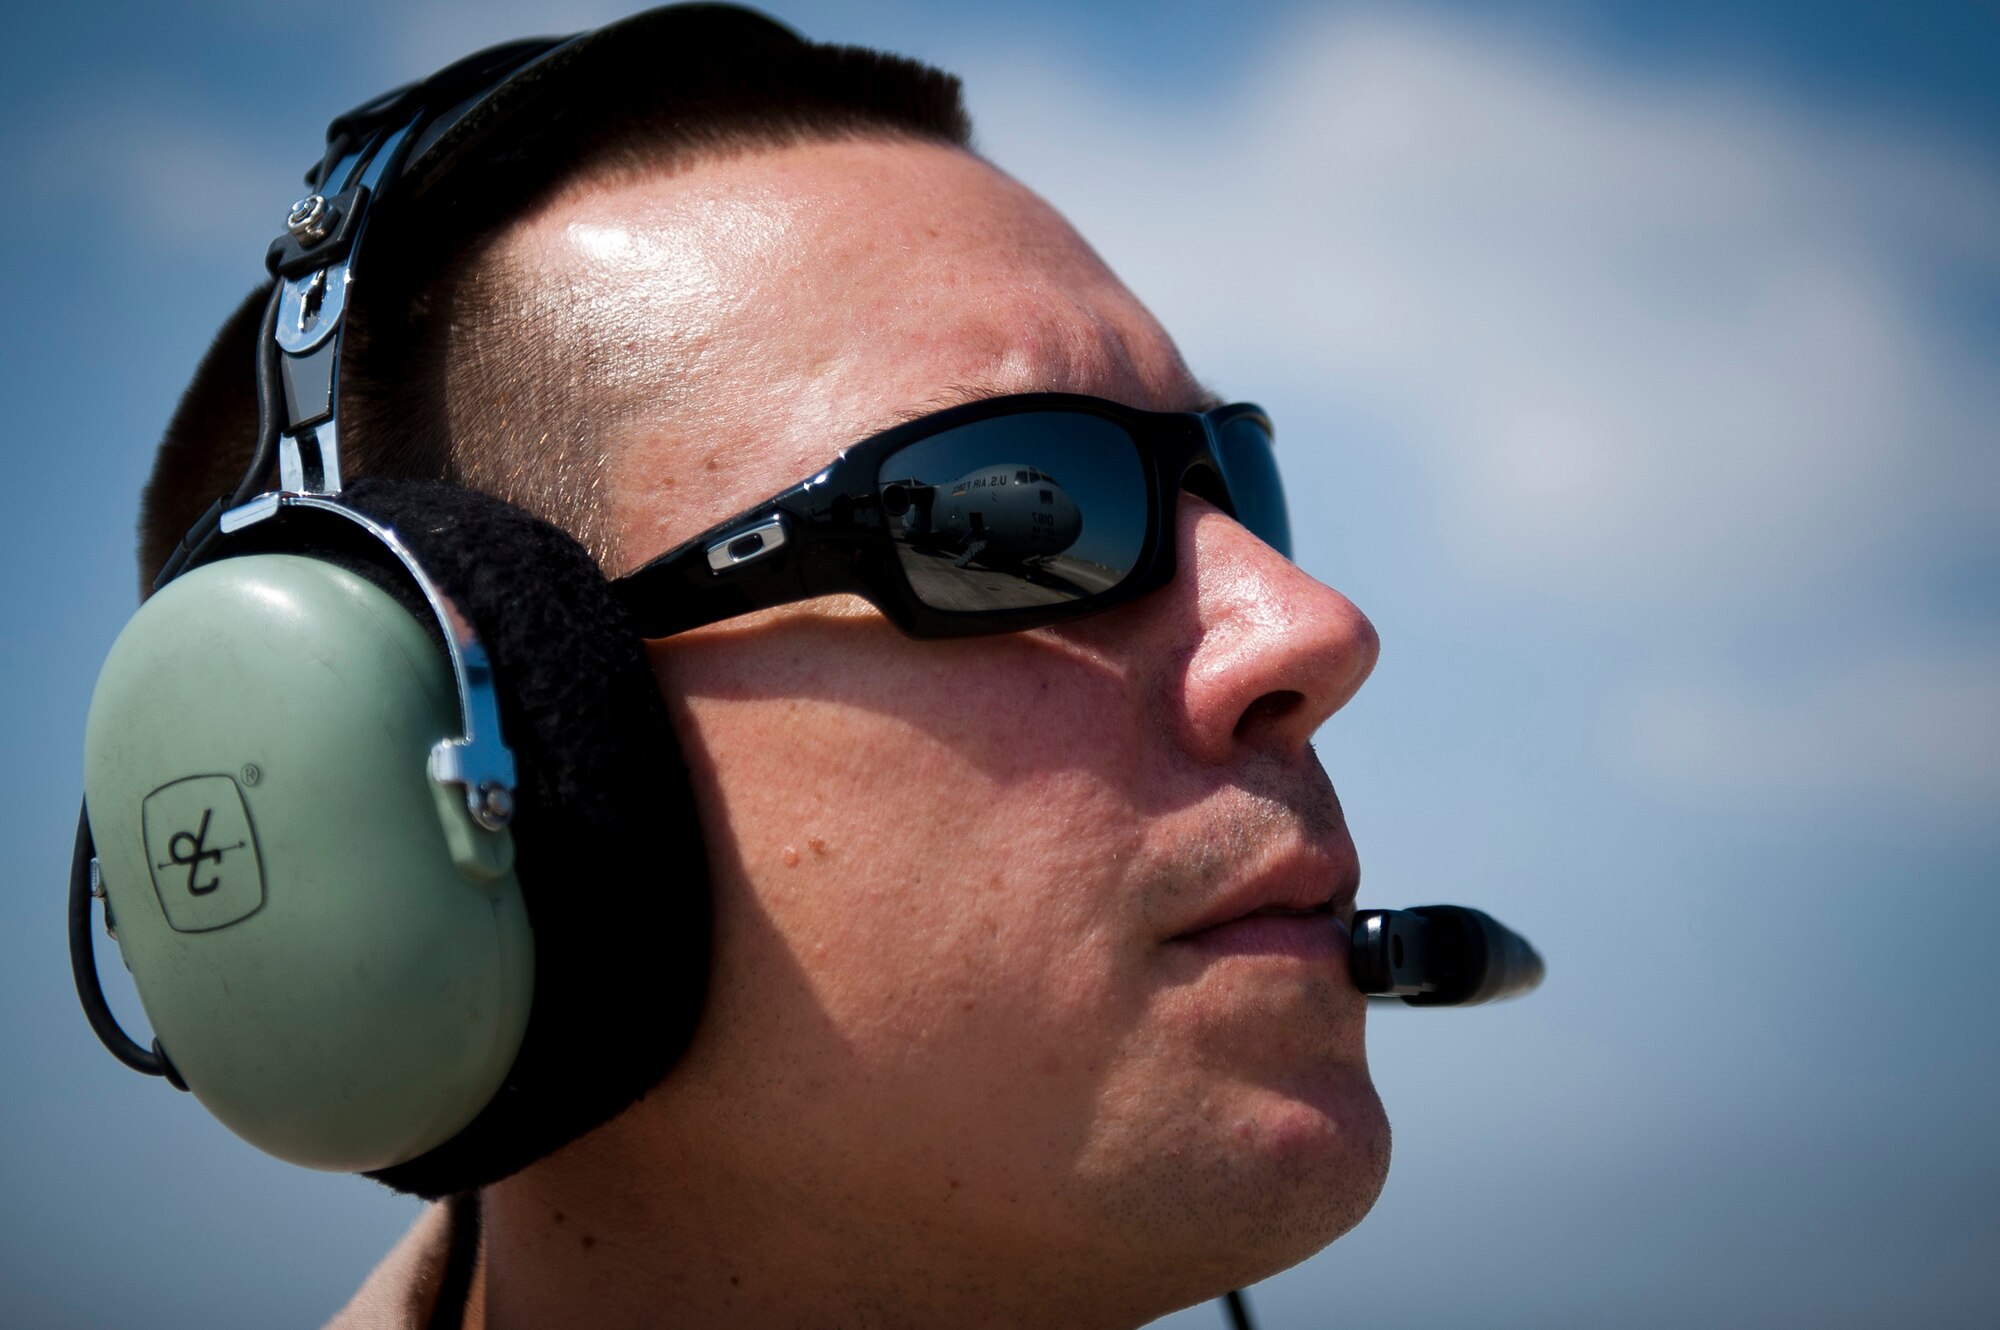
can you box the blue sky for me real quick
[4,3,1996,1327]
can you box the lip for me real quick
[1175,911,1354,965]
[1165,847,1360,961]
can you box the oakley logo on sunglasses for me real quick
[705,515,791,571]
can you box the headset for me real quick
[65,6,779,1199]
[69,3,1540,1323]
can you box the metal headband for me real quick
[257,35,572,503]
[148,6,810,592]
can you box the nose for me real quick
[1167,495,1379,765]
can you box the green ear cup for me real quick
[82,553,534,1172]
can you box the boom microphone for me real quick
[1349,906,1544,1005]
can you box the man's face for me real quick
[516,138,1388,1305]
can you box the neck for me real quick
[470,1106,1161,1330]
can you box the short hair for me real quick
[138,7,971,595]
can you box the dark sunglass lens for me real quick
[878,412,1147,612]
[1215,414,1291,559]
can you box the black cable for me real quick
[233,281,288,509]
[311,130,356,192]
[149,283,288,593]
[67,804,175,1080]
[426,1192,483,1330]
[1223,1288,1256,1330]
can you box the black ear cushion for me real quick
[273,476,710,1198]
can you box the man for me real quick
[136,7,1388,1326]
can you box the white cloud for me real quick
[1624,650,2000,817]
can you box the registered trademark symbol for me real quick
[240,763,262,787]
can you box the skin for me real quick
[468,137,1389,1329]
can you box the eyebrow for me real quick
[885,380,1228,429]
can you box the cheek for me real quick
[661,635,1153,1065]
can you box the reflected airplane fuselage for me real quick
[884,464,1083,568]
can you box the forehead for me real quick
[508,138,1202,565]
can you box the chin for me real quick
[1085,1067,1391,1318]
[1228,1067,1393,1275]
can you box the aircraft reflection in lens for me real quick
[881,463,1083,569]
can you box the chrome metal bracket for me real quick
[229,495,519,828]
[277,420,342,496]
[219,493,283,534]
[275,259,351,356]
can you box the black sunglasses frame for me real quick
[613,392,1282,640]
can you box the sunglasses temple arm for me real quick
[613,482,890,639]
[612,542,810,639]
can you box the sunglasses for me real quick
[612,392,1291,639]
